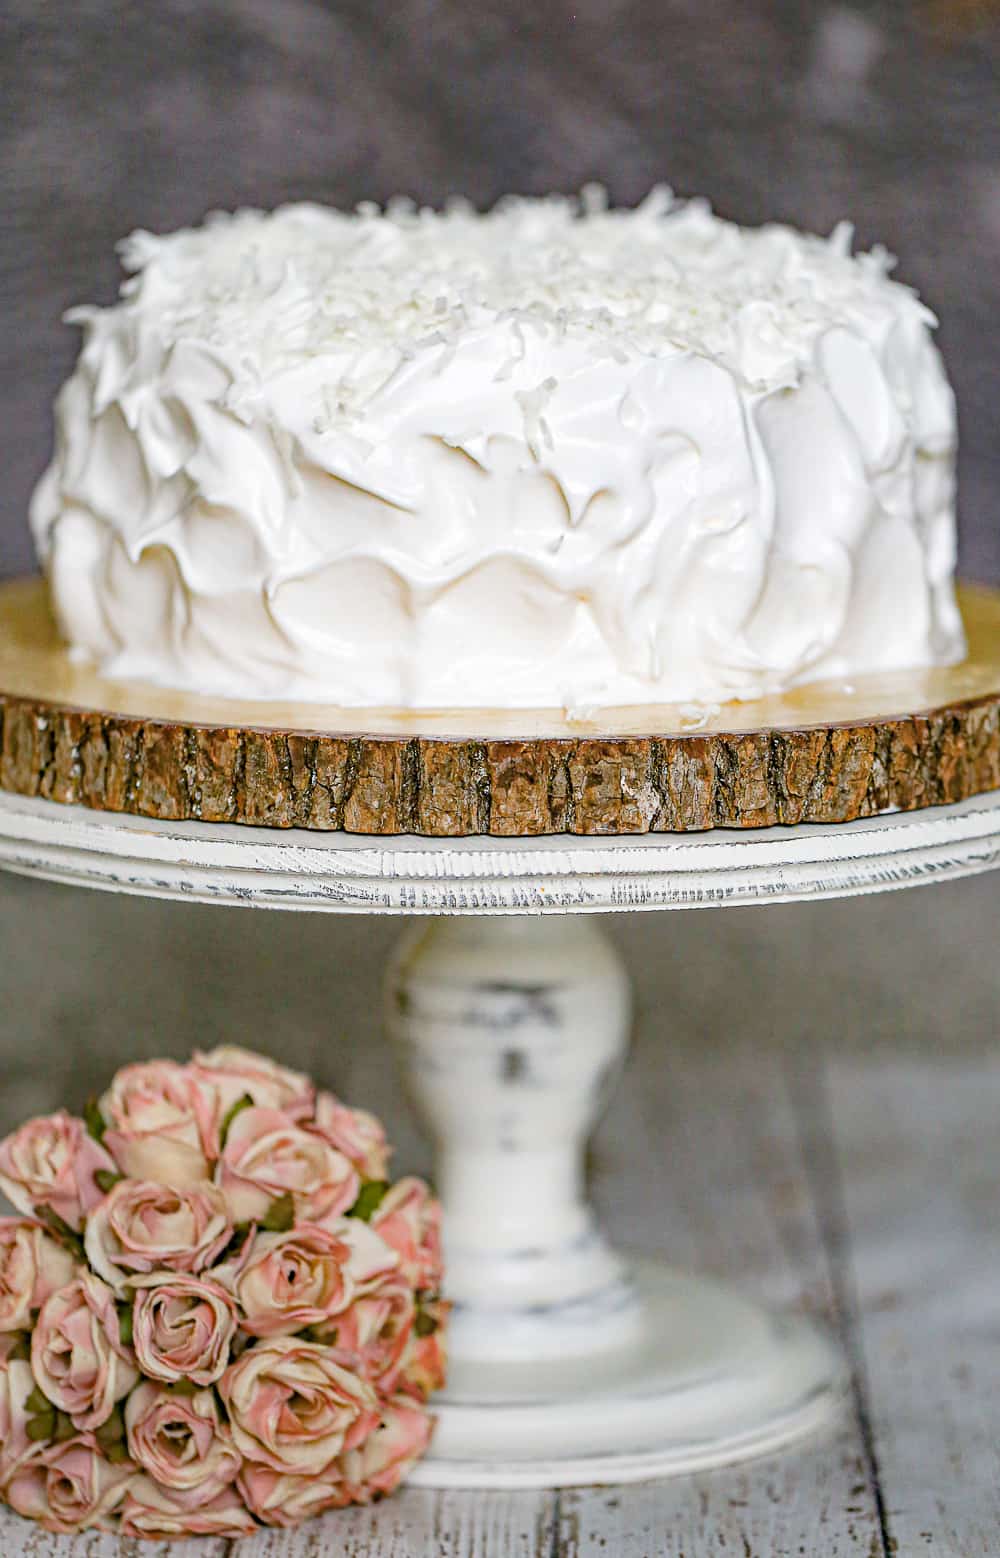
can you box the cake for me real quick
[30,188,965,713]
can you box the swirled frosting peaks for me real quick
[31,190,964,710]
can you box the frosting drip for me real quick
[30,189,965,709]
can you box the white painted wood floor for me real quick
[0,873,995,1556]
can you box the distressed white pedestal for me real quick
[2,789,1000,1487]
[385,915,841,1486]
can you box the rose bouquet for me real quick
[0,1047,447,1538]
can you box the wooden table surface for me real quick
[0,868,995,1556]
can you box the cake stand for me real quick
[2,786,1000,1488]
[2,576,1000,1488]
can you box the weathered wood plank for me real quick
[0,1506,227,1558]
[233,1488,556,1558]
[558,1435,877,1558]
[825,1055,1000,1558]
[553,1023,882,1556]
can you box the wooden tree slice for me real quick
[2,576,999,836]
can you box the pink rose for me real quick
[84,1179,232,1295]
[31,1271,138,1431]
[239,1462,352,1525]
[0,1356,41,1484]
[0,1218,78,1331]
[125,1380,241,1507]
[220,1337,378,1475]
[99,1060,219,1185]
[131,1272,237,1385]
[121,1478,257,1539]
[216,1107,359,1227]
[213,1223,353,1339]
[327,1278,416,1393]
[5,1441,136,1534]
[0,1111,116,1232]
[30,1271,137,1427]
[371,1177,443,1290]
[400,1298,450,1401]
[329,1215,402,1292]
[192,1045,314,1119]
[336,1394,434,1501]
[310,1091,390,1179]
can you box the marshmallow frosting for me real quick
[30,188,965,711]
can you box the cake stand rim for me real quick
[1,786,999,914]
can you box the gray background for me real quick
[2,0,1000,582]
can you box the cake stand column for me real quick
[385,917,640,1359]
[385,915,847,1489]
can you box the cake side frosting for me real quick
[30,189,965,710]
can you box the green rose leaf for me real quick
[94,1406,126,1449]
[95,1169,124,1196]
[53,1411,76,1444]
[261,1192,295,1233]
[166,1378,199,1398]
[35,1207,85,1260]
[414,1310,439,1338]
[83,1095,107,1144]
[118,1303,134,1347]
[26,1411,55,1443]
[25,1385,51,1415]
[348,1180,389,1222]
[219,1093,255,1148]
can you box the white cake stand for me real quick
[2,786,1000,1489]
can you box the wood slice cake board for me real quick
[1,575,999,837]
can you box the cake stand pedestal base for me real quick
[385,918,845,1488]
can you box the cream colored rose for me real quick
[371,1177,443,1290]
[99,1060,219,1185]
[125,1380,241,1506]
[4,1441,136,1534]
[0,1111,117,1232]
[337,1393,434,1500]
[325,1277,416,1393]
[213,1223,353,1339]
[220,1337,377,1475]
[326,1215,401,1294]
[239,1462,352,1525]
[121,1479,257,1539]
[84,1179,232,1295]
[216,1107,359,1227]
[131,1271,237,1385]
[310,1091,390,1180]
[400,1296,450,1401]
[0,1356,41,1486]
[0,1218,78,1332]
[192,1045,314,1118]
[31,1271,139,1431]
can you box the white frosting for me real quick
[30,188,965,710]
